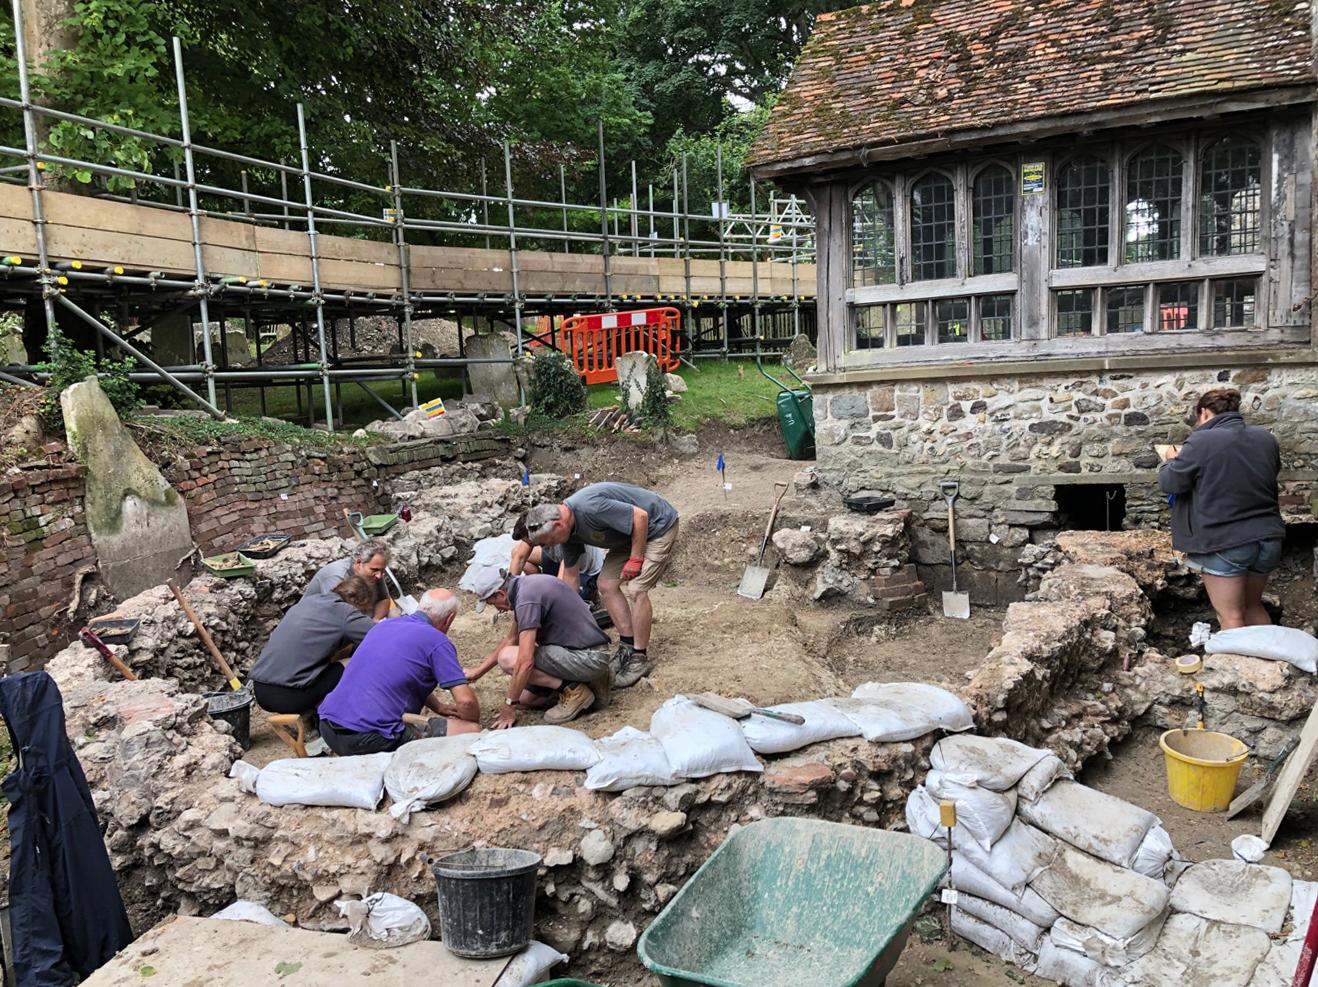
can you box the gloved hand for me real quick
[620,556,645,581]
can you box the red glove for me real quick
[620,556,645,581]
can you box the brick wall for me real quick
[1,431,507,673]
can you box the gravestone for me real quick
[783,333,817,373]
[615,351,658,413]
[151,312,193,367]
[464,333,521,408]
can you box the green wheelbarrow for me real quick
[756,356,814,461]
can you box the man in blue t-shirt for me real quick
[318,588,480,755]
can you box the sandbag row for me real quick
[907,734,1312,987]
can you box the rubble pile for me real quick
[810,509,912,601]
[361,399,501,442]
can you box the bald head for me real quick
[418,588,459,630]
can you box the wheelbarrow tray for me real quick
[638,818,946,987]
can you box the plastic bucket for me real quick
[1159,729,1249,812]
[430,847,541,958]
[205,687,253,750]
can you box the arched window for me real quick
[851,182,896,287]
[1056,156,1110,268]
[1125,145,1183,262]
[972,165,1015,275]
[910,173,956,281]
[1199,137,1261,256]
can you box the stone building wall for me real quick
[811,363,1318,602]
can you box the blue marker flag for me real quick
[716,453,724,472]
[521,468,531,486]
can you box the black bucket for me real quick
[205,686,253,750]
[429,847,541,958]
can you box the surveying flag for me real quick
[420,397,447,419]
[716,453,724,472]
[521,467,531,487]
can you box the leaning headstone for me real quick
[615,351,658,413]
[464,334,521,408]
[152,312,193,367]
[783,333,817,373]
[61,377,194,598]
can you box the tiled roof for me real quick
[749,0,1317,171]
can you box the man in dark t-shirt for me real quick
[463,566,612,728]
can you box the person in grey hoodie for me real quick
[1158,388,1285,629]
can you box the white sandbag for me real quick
[1017,754,1072,802]
[470,725,601,774]
[1036,939,1105,987]
[1206,625,1318,674]
[1132,825,1175,880]
[229,759,261,795]
[1031,844,1170,941]
[584,726,677,791]
[1288,880,1318,942]
[1233,834,1270,864]
[1018,780,1157,869]
[741,700,861,754]
[925,770,1017,851]
[650,696,762,778]
[1169,859,1292,934]
[493,941,570,987]
[255,752,392,809]
[384,735,479,822]
[337,892,430,948]
[951,909,1038,973]
[1248,939,1301,987]
[929,735,1052,792]
[210,901,291,928]
[1113,913,1271,987]
[909,788,1057,892]
[847,681,975,739]
[947,855,1060,927]
[1051,910,1167,967]
[956,894,1046,953]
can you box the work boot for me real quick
[587,664,612,711]
[615,650,654,689]
[610,643,634,677]
[544,683,595,724]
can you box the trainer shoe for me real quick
[615,650,654,689]
[544,683,595,724]
[610,643,634,677]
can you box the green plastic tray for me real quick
[638,818,946,987]
[201,552,256,579]
[359,512,399,536]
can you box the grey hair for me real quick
[418,589,459,622]
[522,503,562,544]
[352,539,390,565]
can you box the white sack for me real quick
[1018,780,1157,869]
[1233,834,1270,864]
[337,892,430,948]
[848,681,975,739]
[470,725,601,774]
[925,770,1017,851]
[947,855,1060,928]
[956,894,1046,953]
[1132,825,1176,881]
[929,734,1052,792]
[741,700,861,754]
[493,941,570,987]
[1050,911,1168,968]
[1017,754,1072,803]
[384,735,479,822]
[584,726,678,791]
[228,759,261,795]
[650,696,762,778]
[1288,880,1318,942]
[1169,859,1292,934]
[1031,844,1170,941]
[1112,913,1271,987]
[1206,625,1318,674]
[908,787,1056,892]
[210,901,290,928]
[1036,939,1105,987]
[950,909,1038,973]
[255,752,392,810]
[1248,939,1301,987]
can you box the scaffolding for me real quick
[0,10,816,430]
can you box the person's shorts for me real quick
[319,716,446,755]
[599,520,679,593]
[1185,537,1284,578]
[534,644,611,683]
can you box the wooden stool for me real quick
[267,713,307,758]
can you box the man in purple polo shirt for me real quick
[318,588,480,756]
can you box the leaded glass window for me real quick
[979,294,1013,341]
[895,302,927,347]
[851,183,896,287]
[1212,278,1257,328]
[1157,282,1198,331]
[1056,156,1110,268]
[911,173,956,281]
[1105,287,1144,334]
[935,299,969,344]
[1125,146,1183,262]
[1056,290,1094,337]
[972,166,1015,274]
[855,305,885,348]
[1199,138,1261,256]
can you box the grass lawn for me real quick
[587,359,792,432]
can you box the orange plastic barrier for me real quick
[541,307,681,386]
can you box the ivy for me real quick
[635,355,672,427]
[32,324,139,431]
[527,348,587,419]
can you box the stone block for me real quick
[830,393,868,419]
[763,762,833,795]
[464,333,520,407]
[869,385,895,413]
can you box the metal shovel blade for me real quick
[395,594,420,615]
[737,565,772,600]
[942,589,971,620]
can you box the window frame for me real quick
[907,168,960,282]
[969,161,1019,277]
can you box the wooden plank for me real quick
[0,182,34,222]
[0,216,38,256]
[316,257,401,292]
[42,224,196,273]
[198,215,259,253]
[1262,698,1318,844]
[43,189,194,243]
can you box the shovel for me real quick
[737,481,790,600]
[344,510,419,614]
[690,692,806,725]
[940,480,970,620]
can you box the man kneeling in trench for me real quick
[317,588,480,755]
[464,564,612,729]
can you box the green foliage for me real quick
[135,412,371,451]
[636,356,672,427]
[528,349,587,419]
[32,326,139,431]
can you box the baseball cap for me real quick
[469,564,509,612]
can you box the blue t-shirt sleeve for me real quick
[430,636,468,689]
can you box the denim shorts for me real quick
[1185,538,1284,577]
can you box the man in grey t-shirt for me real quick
[463,566,611,728]
[514,482,679,689]
[303,539,392,619]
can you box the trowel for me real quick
[344,509,419,614]
[940,480,971,620]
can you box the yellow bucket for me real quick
[1159,730,1249,812]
